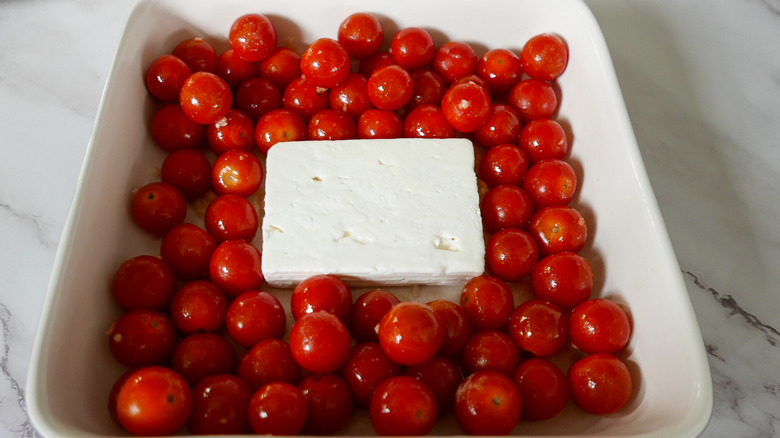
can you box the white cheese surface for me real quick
[261,138,485,287]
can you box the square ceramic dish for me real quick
[27,0,713,436]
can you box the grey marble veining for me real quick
[1,0,779,437]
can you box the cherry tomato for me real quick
[204,194,259,242]
[531,251,593,310]
[351,289,400,342]
[511,358,569,421]
[111,255,177,311]
[188,374,252,434]
[474,104,522,149]
[369,376,438,436]
[238,338,301,389]
[404,104,454,138]
[508,78,558,121]
[169,280,228,334]
[433,41,478,84]
[407,68,446,110]
[441,81,491,133]
[340,342,402,406]
[454,371,522,435]
[160,223,217,280]
[459,275,514,331]
[487,229,539,283]
[171,37,217,73]
[480,184,535,233]
[521,33,569,81]
[528,205,588,255]
[108,309,177,368]
[115,366,192,436]
[405,355,463,412]
[145,54,191,102]
[357,109,404,139]
[569,298,631,354]
[358,50,397,77]
[206,108,256,154]
[209,240,264,296]
[225,290,286,348]
[298,373,355,435]
[367,65,414,111]
[391,27,435,70]
[259,47,302,91]
[338,12,384,59]
[131,182,186,236]
[509,298,568,357]
[169,333,237,385]
[301,38,351,88]
[160,148,211,201]
[290,311,351,373]
[282,76,330,121]
[150,103,206,151]
[329,73,374,120]
[518,118,569,163]
[478,143,529,188]
[214,49,259,91]
[211,149,264,198]
[229,13,277,62]
[307,108,357,141]
[477,48,523,95]
[568,353,633,415]
[291,274,352,322]
[108,370,134,426]
[377,301,444,366]
[461,329,521,376]
[179,71,233,125]
[248,382,308,435]
[255,108,307,154]
[523,158,577,207]
[427,299,472,358]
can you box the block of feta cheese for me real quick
[260,138,485,287]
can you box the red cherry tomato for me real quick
[109,310,177,368]
[209,240,264,296]
[427,299,472,358]
[150,103,206,151]
[511,358,569,421]
[290,311,352,374]
[523,158,578,207]
[233,77,283,124]
[478,143,529,188]
[461,329,521,376]
[391,27,435,70]
[238,338,301,389]
[338,12,384,59]
[441,81,491,133]
[340,342,402,407]
[206,108,256,154]
[404,104,454,139]
[521,33,569,81]
[486,228,539,281]
[214,49,259,91]
[307,108,357,141]
[528,205,588,255]
[115,366,192,436]
[568,353,633,415]
[407,68,446,110]
[160,148,211,201]
[459,275,514,331]
[291,274,352,322]
[298,373,355,435]
[160,223,218,281]
[329,73,374,120]
[169,280,228,334]
[204,194,259,242]
[351,289,400,342]
[131,182,186,236]
[188,374,252,434]
[480,184,535,233]
[357,109,404,139]
[145,54,191,102]
[255,108,307,154]
[508,78,558,121]
[454,371,522,435]
[474,104,522,149]
[369,376,438,436]
[367,65,413,111]
[301,38,351,88]
[179,71,233,125]
[211,149,264,198]
[509,298,568,357]
[432,41,478,84]
[359,50,397,77]
[229,13,277,62]
[169,333,237,385]
[248,382,308,435]
[477,48,523,95]
[225,290,286,348]
[377,301,444,366]
[171,37,217,73]
[569,298,631,354]
[405,355,463,413]
[111,255,177,311]
[518,118,569,162]
[259,47,302,91]
[531,251,593,310]
[282,76,330,121]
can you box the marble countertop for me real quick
[1,0,778,437]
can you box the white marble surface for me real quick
[1,0,778,437]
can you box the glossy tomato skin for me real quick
[238,338,301,389]
[432,41,478,85]
[291,274,352,322]
[369,376,438,436]
[477,48,523,95]
[204,194,259,242]
[441,81,491,133]
[404,104,455,139]
[211,149,264,198]
[301,38,351,88]
[160,148,211,201]
[351,289,400,342]
[532,251,593,310]
[377,301,444,366]
[150,104,206,151]
[248,382,308,435]
[391,27,435,70]
[480,184,535,233]
[405,355,463,412]
[282,76,330,122]
[168,280,228,334]
[229,13,277,62]
[215,49,260,91]
[461,329,521,376]
[460,275,514,331]
[367,65,414,111]
[179,71,233,125]
[338,12,384,59]
[160,223,217,280]
[486,228,539,281]
[523,158,578,208]
[569,299,631,354]
[298,373,355,435]
[478,143,529,188]
[188,374,252,434]
[474,104,522,149]
[172,37,218,73]
[145,54,191,102]
[427,299,472,358]
[290,311,351,374]
[206,108,256,154]
[131,182,186,236]
[108,310,177,368]
[329,73,374,120]
[307,108,357,141]
[340,342,402,406]
[209,240,264,296]
[111,255,177,311]
[511,358,569,421]
[259,47,302,91]
[115,366,192,436]
[407,69,446,110]
[255,108,307,154]
[454,371,522,435]
[169,333,237,385]
[568,353,633,415]
[529,205,588,256]
[225,290,286,348]
[518,118,568,163]
[521,33,569,81]
[357,109,404,139]
[234,77,283,123]
[359,50,397,77]
[509,298,568,357]
[508,78,558,121]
